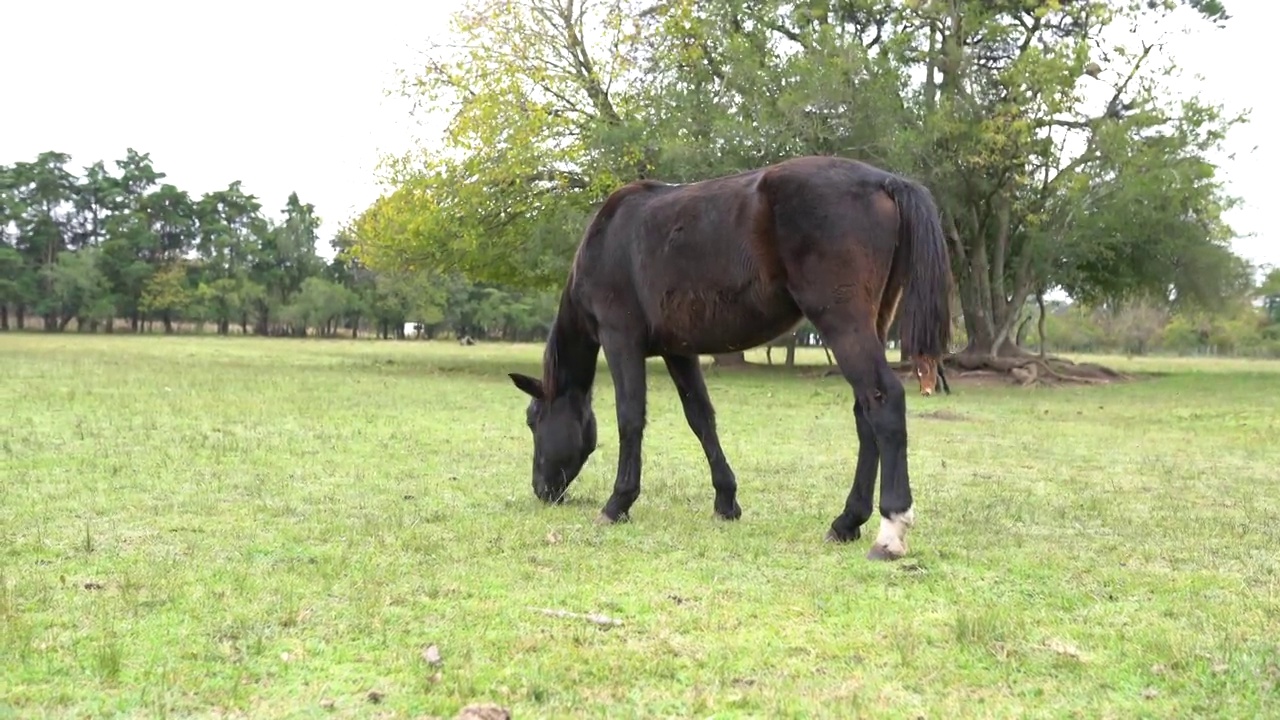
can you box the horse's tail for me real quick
[882,175,952,359]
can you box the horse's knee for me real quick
[616,406,646,437]
[875,376,906,408]
[867,382,907,441]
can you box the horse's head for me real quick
[508,372,598,503]
[912,354,950,397]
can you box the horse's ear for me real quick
[508,372,545,400]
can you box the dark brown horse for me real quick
[507,155,951,561]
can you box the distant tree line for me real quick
[1039,271,1280,359]
[0,149,557,340]
[5,148,1277,359]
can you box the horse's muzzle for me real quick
[533,482,567,504]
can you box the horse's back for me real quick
[571,168,798,354]
[571,156,904,355]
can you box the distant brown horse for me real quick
[507,155,951,561]
[912,353,951,397]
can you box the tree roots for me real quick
[890,352,1128,388]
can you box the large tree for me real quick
[355,0,909,364]
[894,0,1248,367]
[354,0,1250,377]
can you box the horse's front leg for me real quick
[662,353,742,520]
[597,339,648,524]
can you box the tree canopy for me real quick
[353,0,1254,361]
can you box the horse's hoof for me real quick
[866,542,907,561]
[714,503,742,521]
[867,510,912,560]
[594,511,629,525]
[824,526,861,543]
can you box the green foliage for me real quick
[1037,297,1280,358]
[39,248,113,328]
[139,263,193,319]
[1259,267,1280,324]
[280,276,360,337]
[1,149,553,339]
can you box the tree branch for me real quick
[1017,12,1043,56]
[767,21,805,48]
[557,0,622,124]
[1036,40,1155,133]
[992,198,1011,319]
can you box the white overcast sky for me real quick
[2,0,1274,271]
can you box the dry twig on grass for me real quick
[530,607,624,627]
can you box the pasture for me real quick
[2,334,1278,718]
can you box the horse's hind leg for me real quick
[804,309,916,560]
[663,354,742,520]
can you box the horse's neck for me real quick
[544,309,600,400]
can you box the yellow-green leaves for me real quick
[351,0,655,290]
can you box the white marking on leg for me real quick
[873,508,915,557]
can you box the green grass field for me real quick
[3,334,1279,719]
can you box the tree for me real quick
[249,192,324,335]
[0,164,38,330]
[40,248,113,331]
[96,151,175,331]
[7,152,79,329]
[194,182,266,335]
[139,263,193,333]
[281,276,358,337]
[889,1,1245,372]
[356,0,904,364]
[1259,267,1280,324]
[359,0,1250,380]
[354,0,647,289]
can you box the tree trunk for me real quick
[1036,291,1047,359]
[1014,314,1033,347]
[163,312,174,334]
[16,306,25,329]
[1,305,7,330]
[255,304,270,336]
[955,280,1032,359]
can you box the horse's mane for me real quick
[540,284,587,401]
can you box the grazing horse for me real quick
[912,353,951,397]
[507,155,951,561]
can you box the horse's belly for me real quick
[649,285,801,355]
